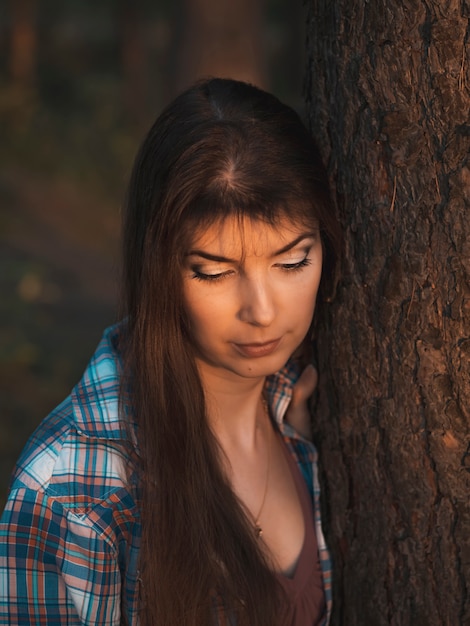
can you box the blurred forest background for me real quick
[0,0,308,505]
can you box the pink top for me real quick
[275,435,326,625]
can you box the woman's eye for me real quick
[191,269,232,282]
[279,257,312,272]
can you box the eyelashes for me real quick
[190,255,312,283]
[191,269,233,283]
[277,257,312,272]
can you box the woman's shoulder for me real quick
[8,323,138,518]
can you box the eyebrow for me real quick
[187,232,318,263]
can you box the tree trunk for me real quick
[117,1,147,129]
[175,0,267,92]
[305,1,470,624]
[8,0,37,89]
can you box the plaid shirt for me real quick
[0,324,332,625]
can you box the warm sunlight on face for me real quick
[182,216,323,383]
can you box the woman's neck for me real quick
[197,363,268,452]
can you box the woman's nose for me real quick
[237,278,276,327]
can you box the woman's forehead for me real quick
[187,215,318,255]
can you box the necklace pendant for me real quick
[255,525,263,539]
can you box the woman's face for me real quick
[182,215,322,383]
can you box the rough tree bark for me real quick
[305,1,470,625]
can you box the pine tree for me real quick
[305,2,470,624]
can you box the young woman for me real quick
[0,78,341,625]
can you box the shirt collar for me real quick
[265,358,301,425]
[71,323,130,441]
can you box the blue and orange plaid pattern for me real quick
[0,324,332,624]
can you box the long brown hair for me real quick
[120,78,340,625]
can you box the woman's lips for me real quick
[232,338,281,358]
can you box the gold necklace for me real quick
[254,395,271,539]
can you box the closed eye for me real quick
[191,269,233,282]
[278,257,312,272]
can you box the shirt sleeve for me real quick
[0,487,122,625]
